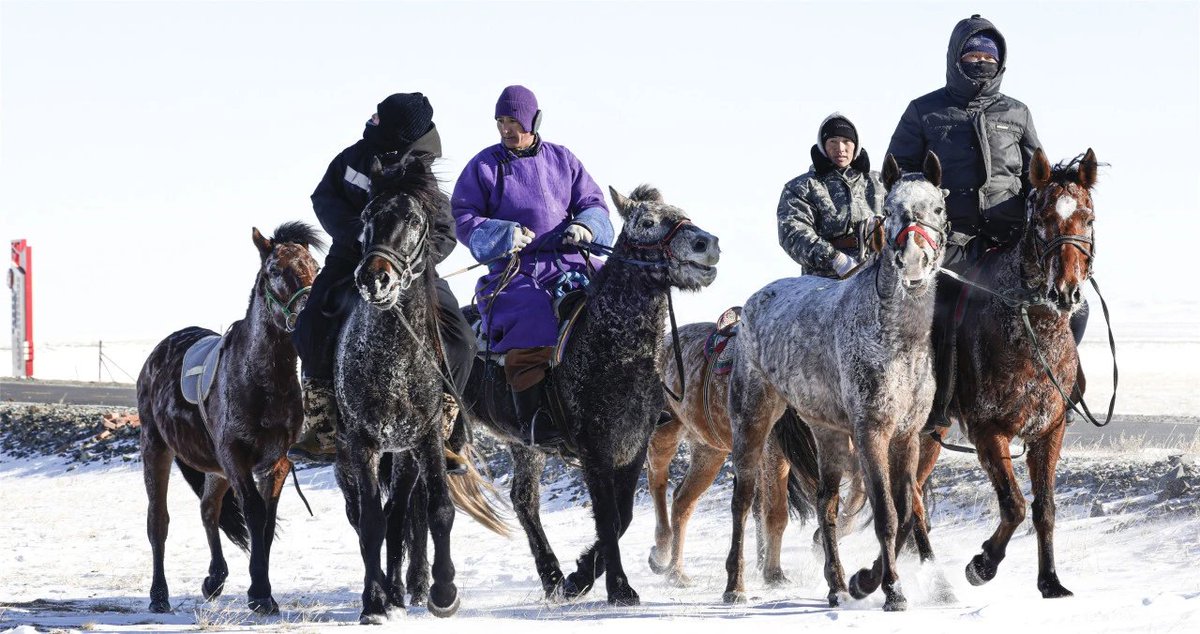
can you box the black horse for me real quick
[459,185,720,605]
[332,153,505,624]
[137,222,323,614]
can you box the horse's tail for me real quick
[445,444,512,537]
[174,458,250,552]
[772,408,822,521]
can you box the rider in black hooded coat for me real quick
[290,93,476,466]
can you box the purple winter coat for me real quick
[452,138,613,353]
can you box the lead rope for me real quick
[663,290,686,402]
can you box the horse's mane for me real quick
[628,184,663,204]
[271,221,327,253]
[1048,154,1108,187]
[371,153,445,216]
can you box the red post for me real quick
[9,240,33,378]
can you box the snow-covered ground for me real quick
[2,446,1198,633]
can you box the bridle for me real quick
[265,285,311,332]
[609,217,695,266]
[355,205,431,286]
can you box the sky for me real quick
[2,0,1199,353]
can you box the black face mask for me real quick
[962,60,999,81]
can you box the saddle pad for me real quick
[180,335,223,406]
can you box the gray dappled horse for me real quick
[461,185,720,606]
[137,222,323,615]
[725,153,948,611]
[333,154,505,624]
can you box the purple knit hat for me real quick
[962,32,1000,59]
[494,85,540,133]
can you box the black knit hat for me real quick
[820,116,858,147]
[376,93,434,145]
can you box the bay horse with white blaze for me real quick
[912,148,1101,599]
[137,222,323,614]
[726,153,948,611]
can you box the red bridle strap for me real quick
[895,224,938,250]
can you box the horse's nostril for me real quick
[1071,288,1082,304]
[693,238,708,252]
[378,270,391,289]
[1047,288,1060,303]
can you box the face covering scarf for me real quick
[962,60,999,81]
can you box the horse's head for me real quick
[881,151,949,293]
[252,222,324,332]
[1027,148,1098,313]
[608,185,721,290]
[355,154,442,309]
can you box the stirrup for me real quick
[528,411,565,449]
[922,412,951,437]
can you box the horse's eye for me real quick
[408,216,422,227]
[640,219,655,229]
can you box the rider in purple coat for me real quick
[452,85,614,445]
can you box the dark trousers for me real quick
[292,255,477,394]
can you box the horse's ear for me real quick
[922,151,942,188]
[1030,147,1052,189]
[882,154,901,191]
[252,227,272,260]
[369,155,385,181]
[1078,148,1098,189]
[609,186,633,221]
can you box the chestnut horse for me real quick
[912,149,1101,599]
[137,222,323,614]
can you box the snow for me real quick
[2,449,1198,633]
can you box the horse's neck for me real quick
[981,242,1069,336]
[576,262,667,362]
[228,283,296,383]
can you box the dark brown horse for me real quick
[137,223,323,614]
[912,148,1100,598]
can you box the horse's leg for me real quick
[337,441,390,624]
[199,474,231,601]
[227,463,277,616]
[722,363,779,604]
[508,444,565,599]
[911,428,945,562]
[838,465,867,540]
[255,457,289,564]
[567,454,640,606]
[142,425,175,613]
[403,475,430,607]
[384,453,420,610]
[848,424,907,611]
[647,417,684,576]
[815,433,850,606]
[759,441,791,587]
[965,432,1025,588]
[420,434,460,617]
[665,442,726,587]
[1029,424,1072,598]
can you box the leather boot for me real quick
[287,378,338,463]
[513,384,564,448]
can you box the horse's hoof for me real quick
[409,588,429,607]
[965,553,997,587]
[562,574,590,600]
[248,595,279,616]
[359,612,387,625]
[722,590,747,604]
[608,587,640,607]
[148,599,172,614]
[385,605,407,620]
[827,591,841,608]
[427,593,460,618]
[883,594,909,612]
[848,569,878,599]
[666,570,693,588]
[648,548,670,575]
[763,570,791,588]
[201,576,225,601]
[1038,576,1074,599]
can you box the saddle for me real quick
[180,335,223,407]
[700,307,741,438]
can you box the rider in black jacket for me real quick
[290,93,476,469]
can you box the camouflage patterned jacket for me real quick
[777,145,884,277]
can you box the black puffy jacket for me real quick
[886,15,1042,247]
[312,124,456,264]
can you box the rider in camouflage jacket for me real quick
[777,113,884,278]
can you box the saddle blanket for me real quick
[180,335,223,406]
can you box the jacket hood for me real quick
[815,111,863,160]
[945,15,1008,105]
[810,145,871,177]
[363,122,443,160]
